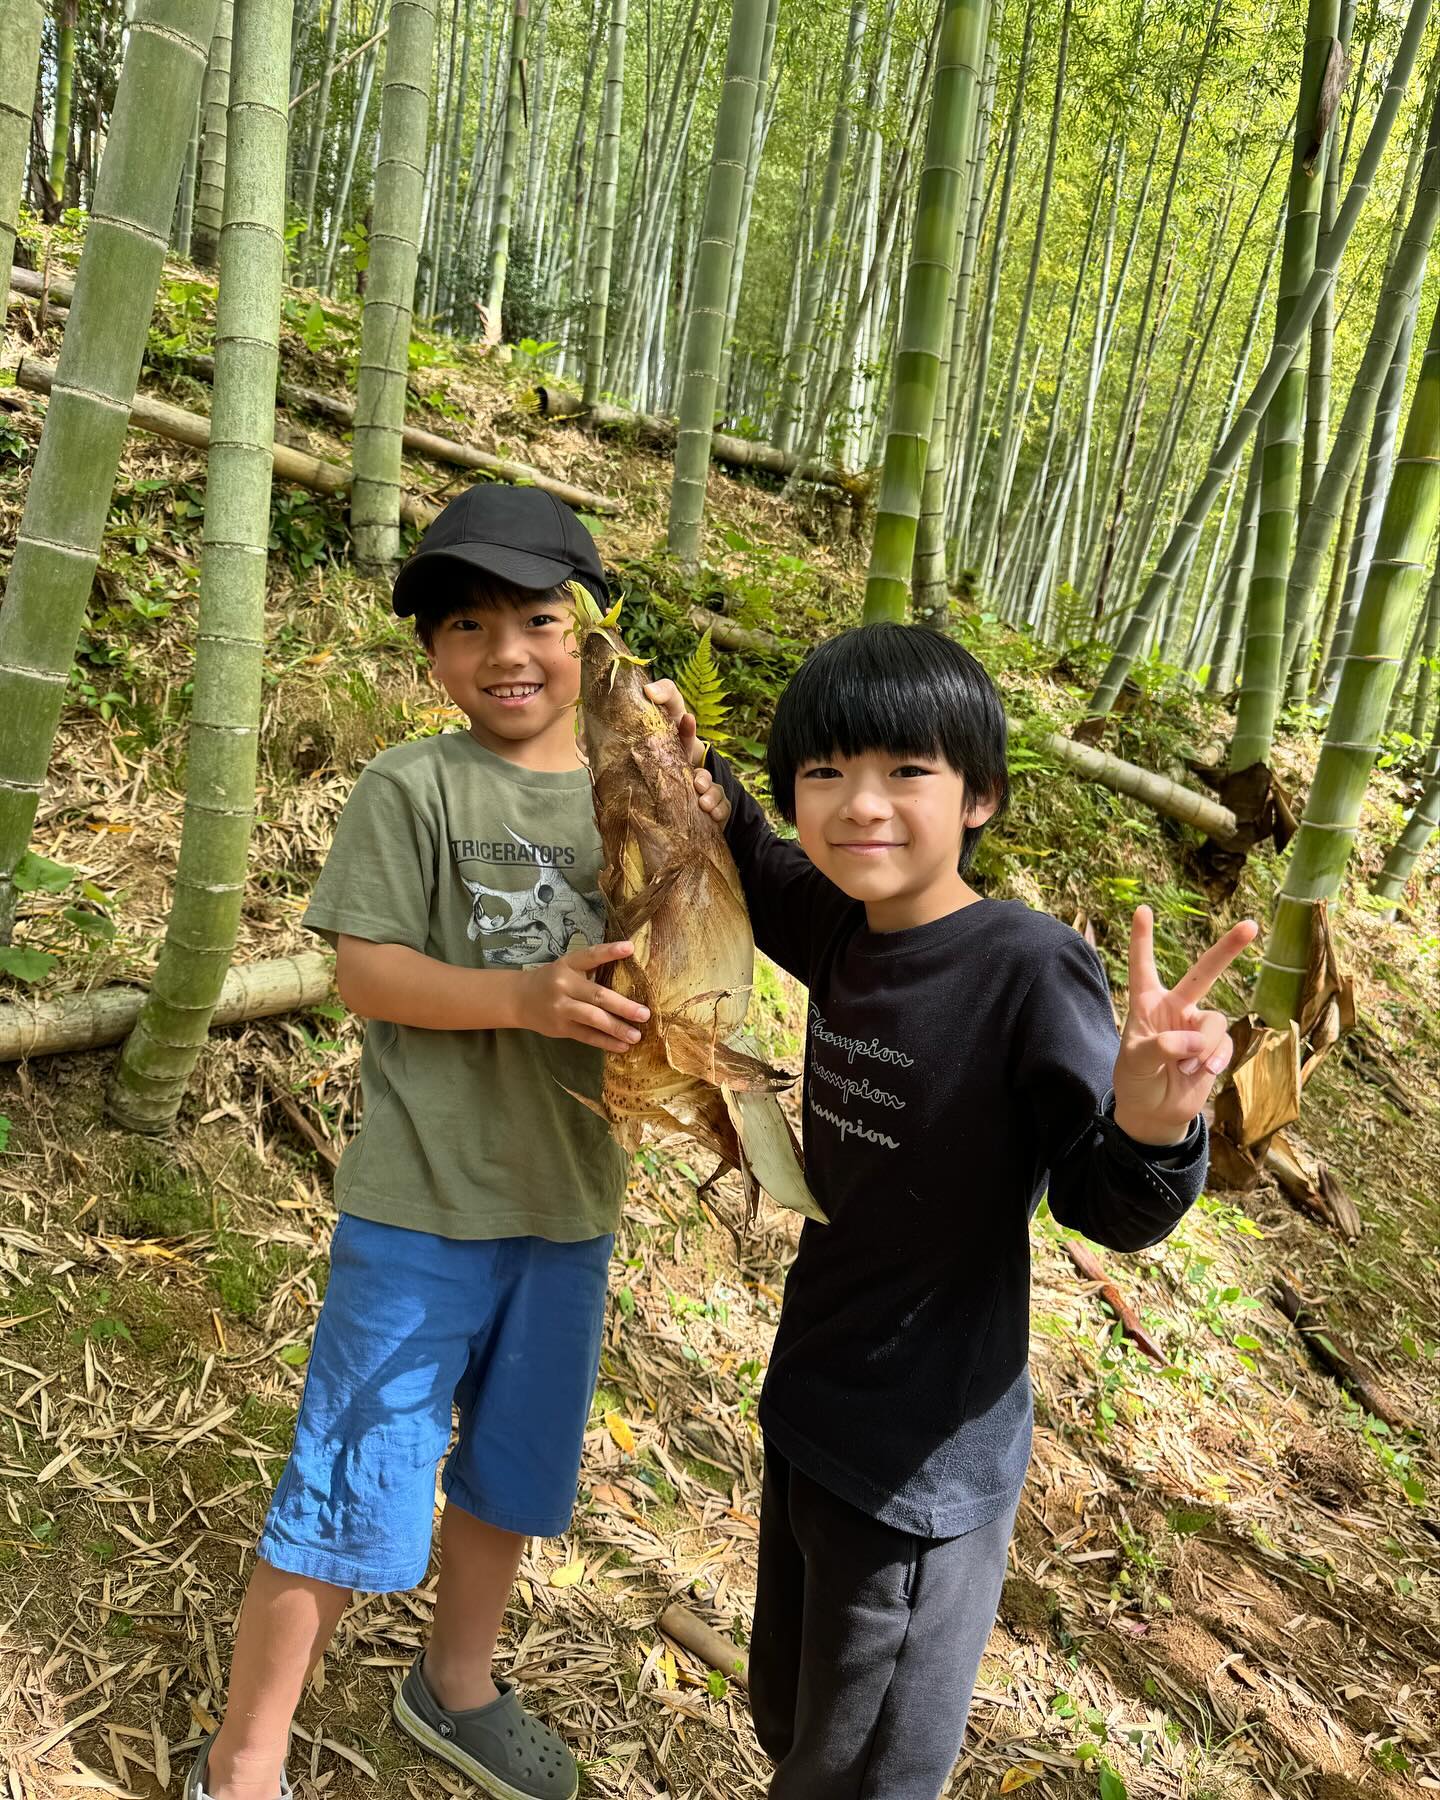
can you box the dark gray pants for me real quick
[750,1444,1018,1800]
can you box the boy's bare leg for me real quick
[423,1501,526,1710]
[207,1561,350,1800]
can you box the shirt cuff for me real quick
[1100,1093,1204,1169]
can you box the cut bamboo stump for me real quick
[1037,731,1240,842]
[657,1603,749,1686]
[534,384,865,499]
[0,951,333,1062]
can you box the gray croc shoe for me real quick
[182,1728,292,1800]
[393,1653,578,1800]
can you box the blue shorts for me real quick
[259,1214,613,1592]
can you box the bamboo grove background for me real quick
[6,0,1440,1090]
[17,1,1440,676]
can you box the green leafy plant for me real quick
[676,629,731,743]
[0,854,119,984]
[513,336,560,373]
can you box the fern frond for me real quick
[676,628,731,742]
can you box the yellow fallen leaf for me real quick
[549,1558,585,1588]
[605,1410,636,1454]
[661,1648,678,1690]
[1000,1764,1045,1793]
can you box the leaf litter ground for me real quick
[2,266,1440,1800]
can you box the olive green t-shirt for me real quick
[303,731,627,1241]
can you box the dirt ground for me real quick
[0,920,1437,1800]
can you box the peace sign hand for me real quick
[1112,906,1259,1146]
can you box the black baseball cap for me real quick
[391,485,609,617]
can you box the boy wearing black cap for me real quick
[189,489,672,1800]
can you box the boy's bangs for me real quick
[414,573,569,645]
[784,668,947,773]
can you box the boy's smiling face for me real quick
[793,748,998,933]
[426,590,582,769]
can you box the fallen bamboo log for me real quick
[657,1603,749,1686]
[0,951,333,1062]
[1037,731,1240,842]
[1272,1275,1412,1433]
[1064,1240,1166,1364]
[176,353,624,514]
[9,263,74,309]
[534,384,865,498]
[9,339,622,517]
[689,607,781,655]
[15,352,439,519]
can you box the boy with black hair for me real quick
[190,488,687,1800]
[647,624,1255,1800]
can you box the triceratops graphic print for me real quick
[461,826,606,967]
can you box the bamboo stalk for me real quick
[484,0,527,326]
[582,0,628,408]
[47,0,77,204]
[0,952,332,1063]
[864,0,988,620]
[352,0,436,575]
[193,2,233,269]
[666,0,769,561]
[0,3,45,279]
[1285,51,1440,686]
[109,0,294,1135]
[0,0,221,944]
[1257,288,1440,1023]
[1229,0,1344,776]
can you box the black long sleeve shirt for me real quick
[711,754,1208,1538]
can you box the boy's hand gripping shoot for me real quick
[1113,907,1258,1145]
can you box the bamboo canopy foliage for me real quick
[0,0,221,944]
[666,0,768,564]
[1256,288,1440,1025]
[863,0,989,624]
[350,0,437,577]
[1280,69,1440,689]
[109,0,293,1132]
[1084,0,1433,721]
[0,1,44,277]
